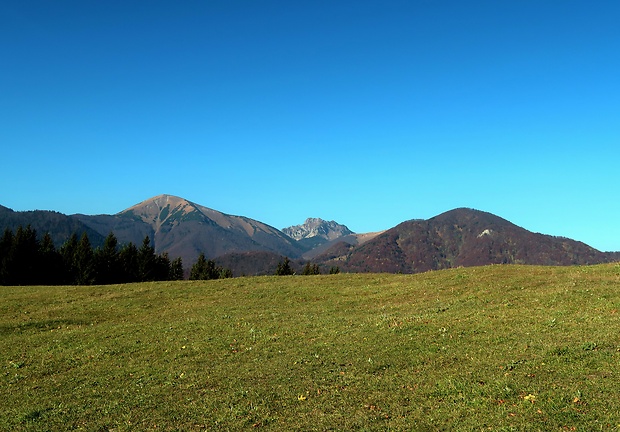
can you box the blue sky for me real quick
[2,1,619,251]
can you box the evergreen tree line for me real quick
[0,225,183,285]
[274,257,340,276]
[189,253,233,280]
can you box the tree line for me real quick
[274,257,340,276]
[189,253,232,280]
[0,225,185,286]
[0,225,340,285]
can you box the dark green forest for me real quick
[0,225,185,285]
[1,226,332,285]
[0,226,235,286]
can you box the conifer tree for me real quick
[119,242,139,283]
[219,267,233,279]
[94,232,121,284]
[60,233,79,284]
[0,228,14,285]
[75,233,95,285]
[190,253,214,280]
[170,257,184,280]
[301,262,320,275]
[275,257,294,276]
[11,225,40,285]
[39,232,63,285]
[153,252,172,281]
[138,236,157,282]
[189,253,230,280]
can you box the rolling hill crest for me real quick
[0,204,106,248]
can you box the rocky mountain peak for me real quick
[283,218,353,241]
[119,195,198,229]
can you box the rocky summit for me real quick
[283,217,353,241]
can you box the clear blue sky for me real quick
[2,1,619,251]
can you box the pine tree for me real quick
[0,228,14,285]
[189,253,230,280]
[60,233,79,284]
[219,267,233,279]
[275,257,294,276]
[39,232,63,285]
[94,232,121,284]
[137,236,157,282]
[301,262,321,275]
[75,233,95,285]
[12,225,40,285]
[170,257,184,280]
[190,253,214,280]
[119,242,139,283]
[153,252,172,281]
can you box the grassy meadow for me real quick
[2,264,620,431]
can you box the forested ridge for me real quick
[0,225,183,285]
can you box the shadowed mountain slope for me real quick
[301,232,384,260]
[316,208,615,273]
[214,251,307,277]
[0,205,105,247]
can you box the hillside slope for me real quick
[75,195,304,265]
[0,205,105,247]
[3,265,620,430]
[317,208,614,273]
[302,231,384,260]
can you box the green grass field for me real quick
[2,264,620,431]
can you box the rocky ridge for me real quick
[283,218,353,241]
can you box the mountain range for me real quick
[1,195,618,275]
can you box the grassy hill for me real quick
[2,264,620,430]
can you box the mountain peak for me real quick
[107,195,305,263]
[122,194,191,212]
[283,218,353,241]
[118,194,203,229]
[429,207,516,230]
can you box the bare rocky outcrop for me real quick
[283,218,353,241]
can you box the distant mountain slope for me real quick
[607,251,620,261]
[316,208,614,273]
[0,205,105,247]
[283,217,354,251]
[283,217,353,241]
[75,195,304,265]
[3,199,617,274]
[214,251,305,277]
[302,231,384,260]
